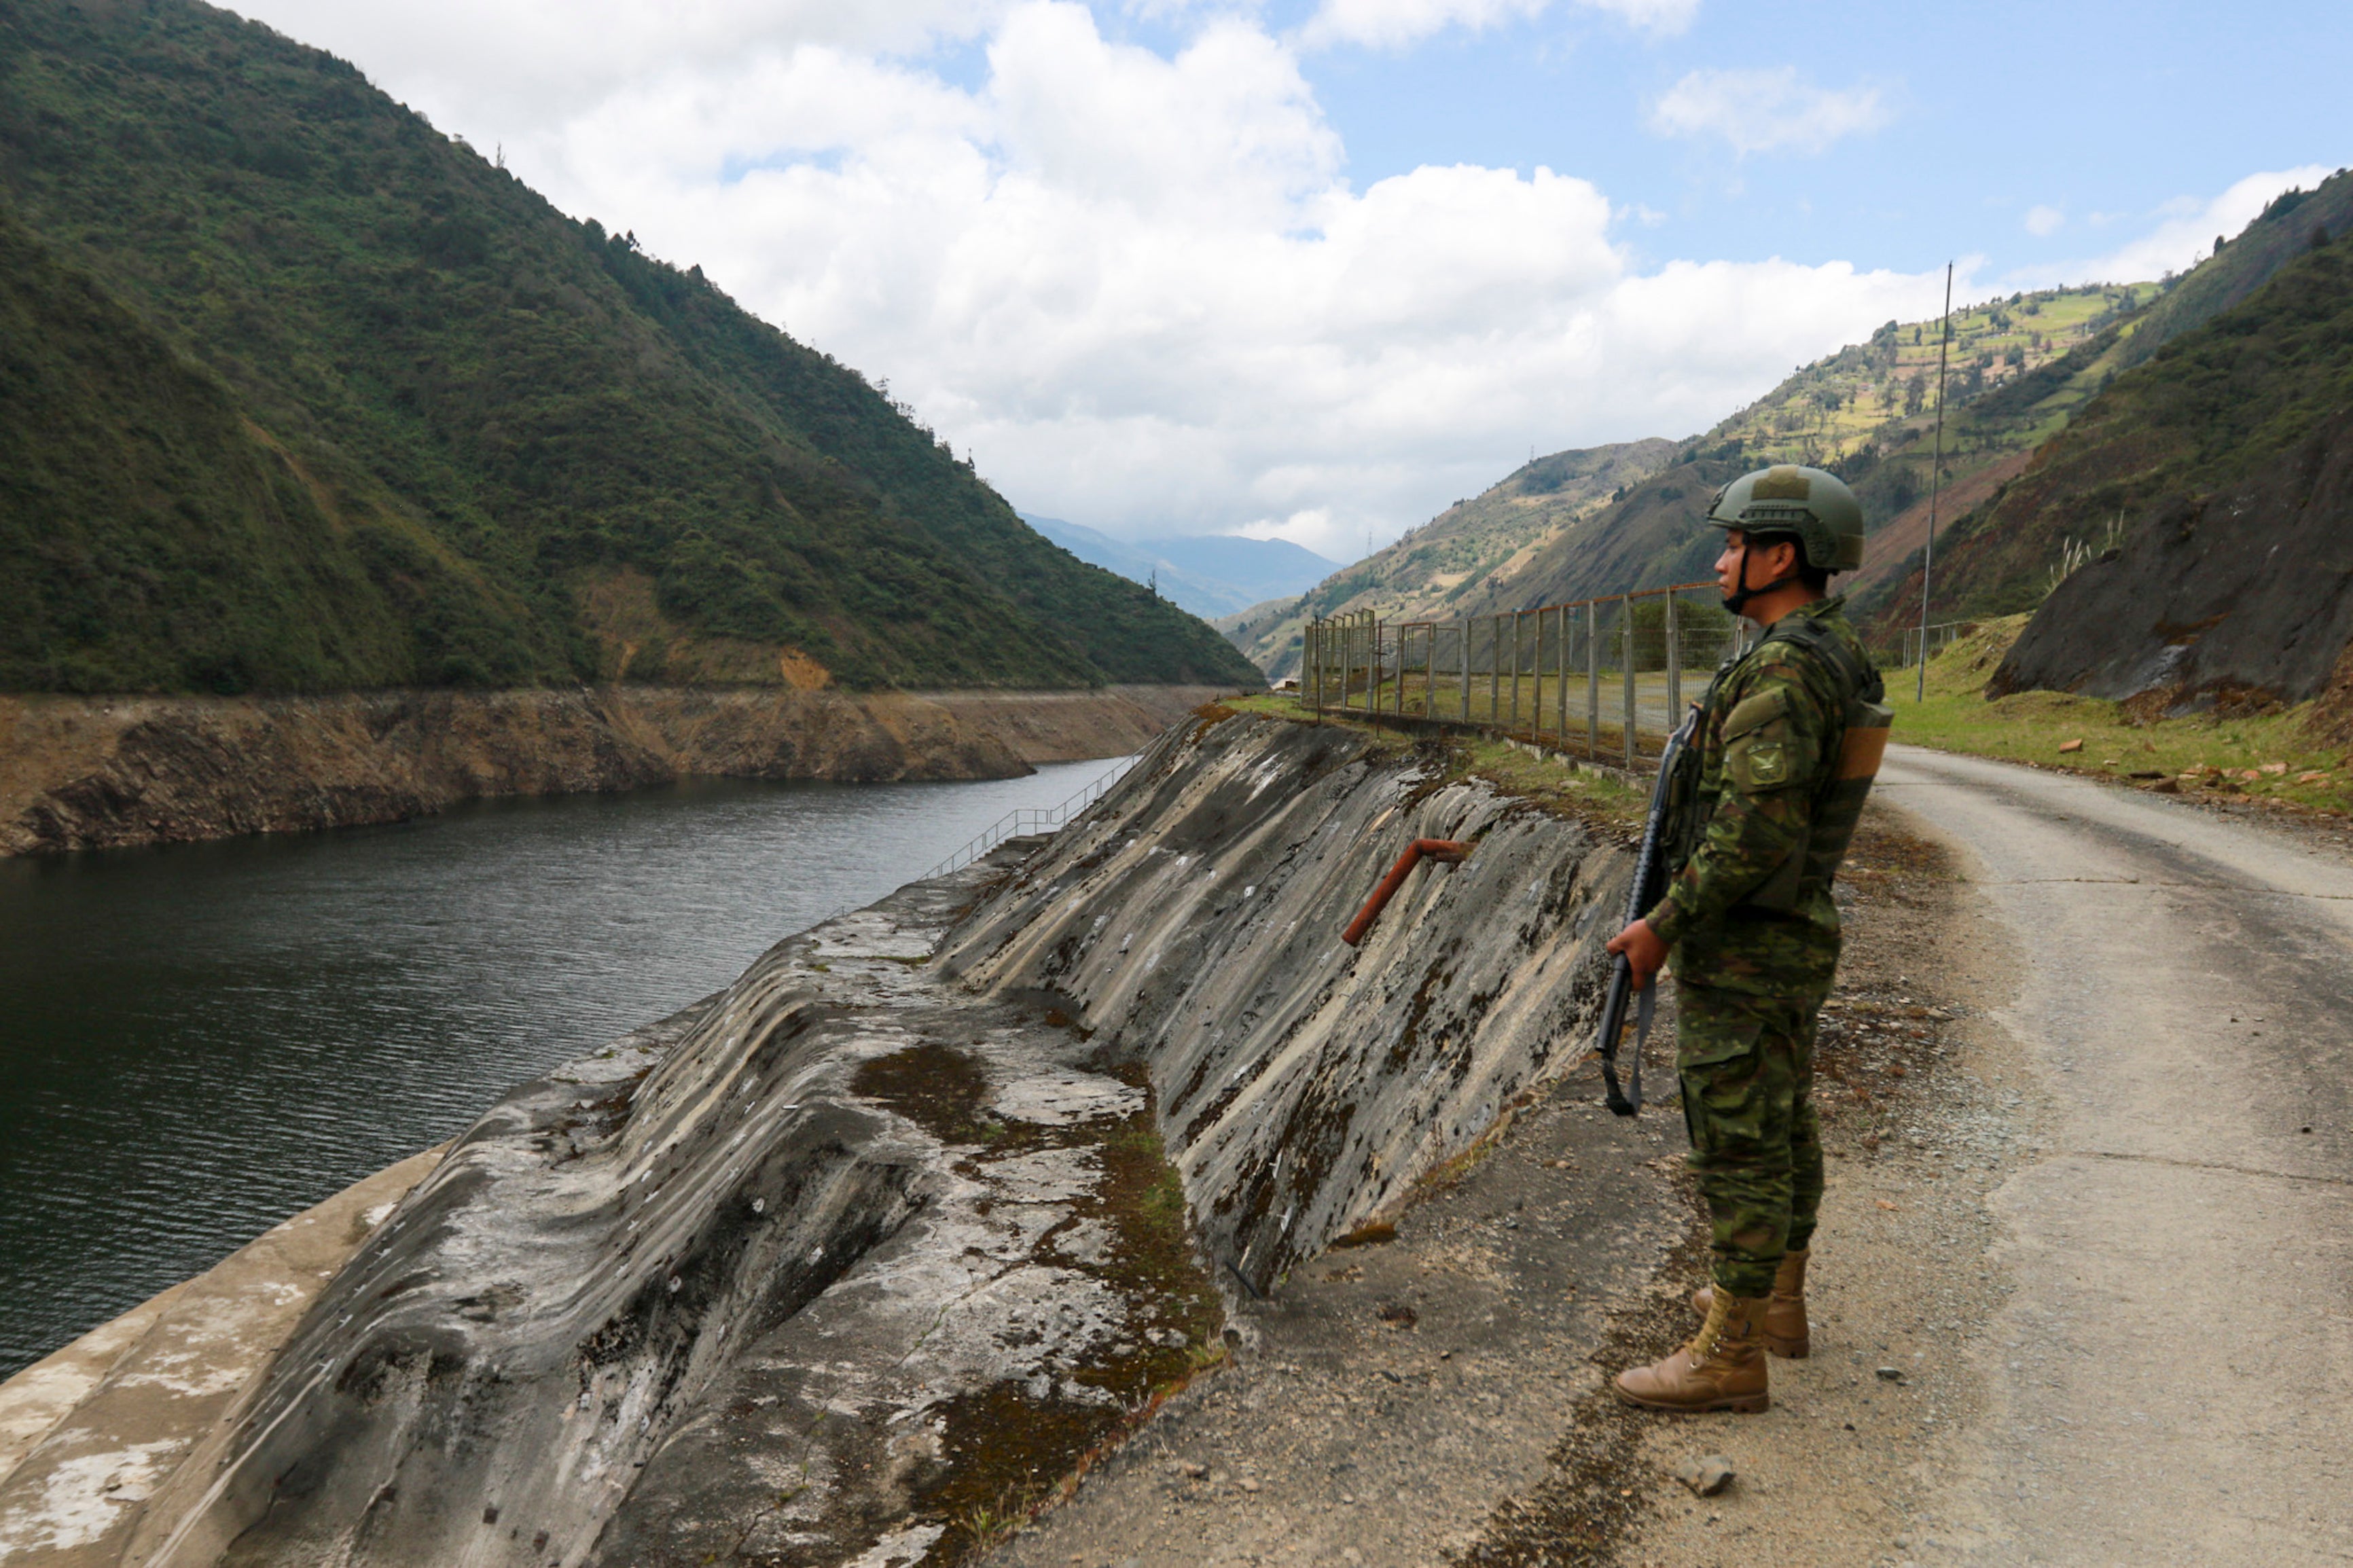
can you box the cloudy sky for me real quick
[236,0,2342,559]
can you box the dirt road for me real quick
[999,743,2353,1568]
[1865,744,2353,1566]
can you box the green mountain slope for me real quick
[1435,285,2153,621]
[0,0,1257,693]
[1217,439,1674,678]
[1461,174,2353,625]
[1866,170,2353,640]
[1878,234,2353,710]
[0,206,534,693]
[2107,172,2353,376]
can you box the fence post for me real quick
[1396,624,1408,716]
[1621,594,1636,768]
[1556,605,1569,741]
[1665,588,1681,723]
[1458,619,1471,721]
[1505,611,1518,731]
[1537,608,1551,743]
[1352,613,1363,710]
[1347,615,1360,712]
[1484,616,1496,727]
[1308,621,1321,717]
[1586,602,1600,761]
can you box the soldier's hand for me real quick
[1606,919,1668,990]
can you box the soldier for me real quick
[1604,464,1892,1414]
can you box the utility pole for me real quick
[1918,262,1954,705]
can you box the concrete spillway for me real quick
[0,708,1632,1567]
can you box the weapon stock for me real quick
[1596,704,1701,1116]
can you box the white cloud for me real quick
[2082,165,2335,281]
[1581,0,1701,32]
[2024,203,2065,237]
[2005,165,2337,289]
[234,0,1006,136]
[1299,0,1693,51]
[1647,67,1890,158]
[231,0,1945,558]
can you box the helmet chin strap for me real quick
[1721,536,1803,615]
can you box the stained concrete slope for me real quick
[0,1153,442,1565]
[50,708,1626,1567]
[1875,745,2353,1565]
[943,710,1634,1291]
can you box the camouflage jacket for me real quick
[1645,595,1880,999]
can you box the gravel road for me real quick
[1873,744,2353,1566]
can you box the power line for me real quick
[1918,262,1953,704]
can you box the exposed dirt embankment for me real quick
[1989,405,2353,712]
[0,683,1229,856]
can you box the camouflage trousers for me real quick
[1674,980,1827,1298]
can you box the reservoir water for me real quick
[0,758,1126,1379]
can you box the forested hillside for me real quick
[0,0,1258,694]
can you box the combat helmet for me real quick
[1704,464,1865,573]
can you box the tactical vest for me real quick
[1668,613,1894,914]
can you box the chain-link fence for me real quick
[1300,583,1757,766]
[1879,619,1977,672]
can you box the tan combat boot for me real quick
[1691,1247,1810,1359]
[1613,1288,1769,1413]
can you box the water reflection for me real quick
[0,759,1125,1376]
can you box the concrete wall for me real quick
[944,708,1633,1288]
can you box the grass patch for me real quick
[1224,693,1650,831]
[1890,617,2353,813]
[1452,735,1647,830]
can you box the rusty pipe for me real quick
[1341,838,1470,947]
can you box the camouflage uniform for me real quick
[1645,594,1882,1298]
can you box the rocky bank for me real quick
[0,684,1232,856]
[0,708,1638,1567]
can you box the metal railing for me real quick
[919,756,1138,881]
[1301,583,1757,767]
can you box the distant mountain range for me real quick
[1215,440,1674,680]
[1022,516,1337,620]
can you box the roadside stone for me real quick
[1877,1366,1906,1383]
[1674,1455,1737,1496]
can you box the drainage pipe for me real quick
[1341,838,1471,947]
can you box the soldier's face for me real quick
[1715,531,1799,604]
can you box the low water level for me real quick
[0,759,1126,1378]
